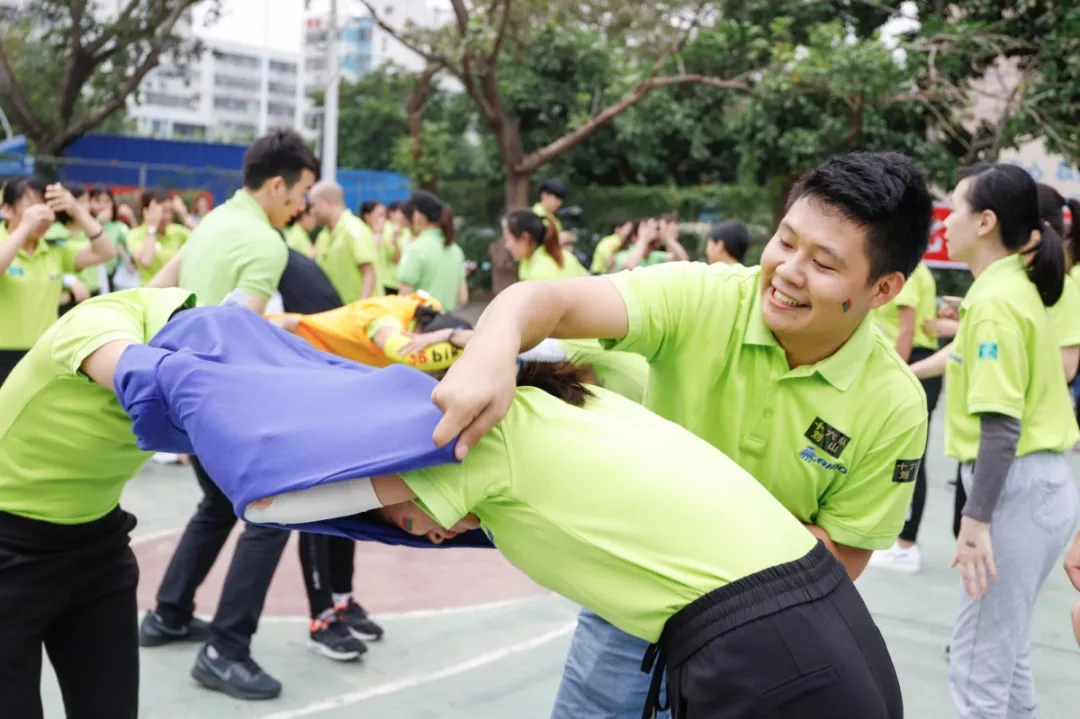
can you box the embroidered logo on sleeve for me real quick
[892,459,921,483]
[977,342,999,360]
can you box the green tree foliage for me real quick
[0,0,220,157]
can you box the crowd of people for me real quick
[2,127,1080,719]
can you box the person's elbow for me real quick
[804,524,871,580]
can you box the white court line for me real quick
[130,527,183,545]
[257,594,553,623]
[255,622,576,719]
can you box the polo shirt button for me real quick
[763,409,773,418]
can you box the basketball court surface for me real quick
[40,408,1080,718]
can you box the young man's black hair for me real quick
[710,220,750,264]
[538,178,568,200]
[242,129,320,191]
[786,151,932,280]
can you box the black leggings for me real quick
[298,533,356,617]
[0,348,28,389]
[899,346,943,543]
[0,507,140,719]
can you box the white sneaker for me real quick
[867,542,921,574]
[150,452,180,465]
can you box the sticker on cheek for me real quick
[841,298,851,313]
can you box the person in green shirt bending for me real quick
[396,191,467,311]
[250,362,902,719]
[309,182,379,303]
[0,287,196,719]
[126,186,191,287]
[428,151,932,719]
[503,209,588,282]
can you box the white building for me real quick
[301,0,451,137]
[127,40,305,143]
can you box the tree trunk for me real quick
[408,64,438,191]
[505,170,531,211]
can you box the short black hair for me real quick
[787,151,932,280]
[388,200,403,212]
[538,178,567,200]
[359,199,384,218]
[140,185,170,209]
[242,128,320,190]
[414,304,473,333]
[1,176,47,207]
[710,220,750,263]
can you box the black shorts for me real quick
[645,542,902,719]
[0,348,28,389]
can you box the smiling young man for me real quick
[428,151,932,718]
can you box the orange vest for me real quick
[288,293,441,367]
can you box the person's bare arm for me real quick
[910,342,951,379]
[79,340,137,392]
[661,222,690,262]
[431,276,629,456]
[457,279,469,308]
[360,263,377,299]
[805,524,872,579]
[895,306,915,363]
[148,253,182,288]
[244,295,269,315]
[1061,347,1079,383]
[268,315,301,333]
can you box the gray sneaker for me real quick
[139,611,211,647]
[191,644,282,700]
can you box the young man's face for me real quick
[266,169,317,229]
[540,191,563,213]
[378,503,480,544]
[758,196,900,349]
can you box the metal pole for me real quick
[321,0,339,182]
[257,0,271,135]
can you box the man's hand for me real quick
[70,280,92,304]
[430,332,520,459]
[143,200,165,231]
[954,516,997,598]
[21,203,57,235]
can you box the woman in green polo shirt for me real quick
[252,362,902,718]
[503,209,588,282]
[0,287,198,719]
[939,163,1079,718]
[396,191,467,310]
[589,219,635,274]
[126,186,191,286]
[0,177,115,386]
[89,184,135,289]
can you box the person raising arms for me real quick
[428,151,931,719]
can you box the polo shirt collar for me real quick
[17,235,52,259]
[415,228,443,244]
[229,190,272,226]
[961,254,1024,314]
[743,280,876,391]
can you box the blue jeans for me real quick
[551,609,669,719]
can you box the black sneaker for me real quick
[308,617,368,661]
[191,644,282,700]
[335,600,384,641]
[139,611,211,647]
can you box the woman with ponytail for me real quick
[503,209,587,282]
[396,191,467,310]
[936,163,1078,718]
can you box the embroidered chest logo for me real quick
[7,266,24,277]
[892,459,921,483]
[798,446,848,475]
[804,417,850,459]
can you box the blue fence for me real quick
[28,133,411,210]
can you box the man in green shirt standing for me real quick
[309,181,379,302]
[144,129,320,701]
[430,151,932,718]
[532,178,566,234]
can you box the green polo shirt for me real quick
[403,386,816,642]
[1048,275,1080,349]
[518,247,589,282]
[613,249,668,273]
[591,234,623,274]
[126,223,190,286]
[314,210,379,303]
[179,190,287,306]
[945,255,1079,462]
[44,223,102,294]
[602,262,928,550]
[0,288,196,524]
[0,228,81,349]
[873,262,937,352]
[101,220,129,275]
[396,228,466,310]
[377,225,411,290]
[532,202,562,234]
[282,225,313,255]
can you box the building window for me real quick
[269,60,297,74]
[143,92,197,110]
[173,123,207,138]
[151,119,167,136]
[268,81,297,96]
[305,57,327,71]
[214,96,253,112]
[268,102,295,117]
[215,73,259,91]
[306,29,328,44]
[358,27,372,42]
